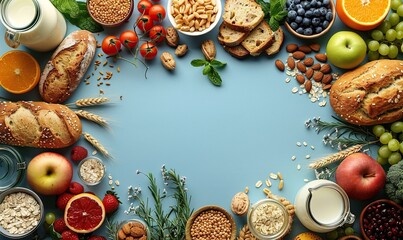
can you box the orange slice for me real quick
[336,0,391,31]
[0,50,40,94]
[64,193,105,234]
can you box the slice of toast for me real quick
[221,44,250,59]
[241,21,274,56]
[218,22,249,47]
[265,26,284,56]
[222,0,264,32]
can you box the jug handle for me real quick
[4,30,21,48]
[344,212,355,225]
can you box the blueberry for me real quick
[322,20,330,29]
[290,22,298,30]
[312,17,320,26]
[294,0,301,3]
[304,28,313,35]
[295,16,303,23]
[288,10,297,20]
[315,26,323,33]
[297,8,305,16]
[288,3,296,10]
[296,27,304,34]
[326,11,333,21]
[296,4,303,9]
[302,17,311,26]
[316,1,322,7]
[286,0,293,7]
[320,7,327,15]
[310,0,317,7]
[313,9,321,17]
[305,10,313,18]
[302,1,311,9]
[323,0,330,5]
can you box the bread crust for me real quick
[218,22,249,47]
[0,101,82,148]
[39,30,96,103]
[222,0,264,32]
[329,60,403,125]
[241,21,274,56]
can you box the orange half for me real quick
[0,50,40,94]
[336,0,391,31]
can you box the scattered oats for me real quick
[297,164,301,170]
[265,179,272,187]
[245,186,249,193]
[255,180,263,188]
[304,179,309,182]
[111,186,115,190]
[278,179,284,190]
[296,142,302,147]
[117,67,121,73]
[310,97,318,103]
[291,155,296,161]
[292,87,299,93]
[303,141,308,146]
[108,175,113,180]
[106,82,111,86]
[109,64,114,68]
[277,172,283,180]
[97,76,101,80]
[269,173,278,180]
[92,150,98,155]
[103,60,108,66]
[310,145,315,150]
[319,100,327,107]
[115,180,120,186]
[285,77,291,83]
[305,154,311,159]
[109,179,113,185]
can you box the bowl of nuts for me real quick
[116,219,149,240]
[185,205,236,240]
[167,0,222,36]
[78,157,106,186]
[360,199,403,240]
[87,0,134,27]
[0,187,44,239]
[284,0,336,39]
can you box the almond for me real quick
[286,43,298,53]
[303,57,314,66]
[287,57,295,70]
[275,59,285,71]
[311,63,321,70]
[305,68,314,79]
[320,64,332,74]
[305,80,312,92]
[323,84,332,90]
[298,45,312,54]
[309,43,321,52]
[297,62,306,73]
[313,71,324,82]
[322,74,333,84]
[122,223,132,234]
[118,230,126,240]
[130,226,146,237]
[296,74,305,84]
[315,53,327,62]
[292,51,306,60]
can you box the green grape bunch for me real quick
[373,121,403,165]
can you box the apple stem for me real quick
[364,173,376,178]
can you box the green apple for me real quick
[27,152,73,195]
[326,31,367,69]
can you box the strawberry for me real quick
[102,191,121,214]
[88,236,107,240]
[70,146,88,162]
[69,181,84,195]
[61,230,79,240]
[56,192,74,211]
[53,218,68,234]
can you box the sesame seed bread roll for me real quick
[329,60,403,126]
[39,30,96,103]
[0,101,82,148]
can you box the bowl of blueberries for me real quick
[285,0,336,39]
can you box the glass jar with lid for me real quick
[0,145,25,192]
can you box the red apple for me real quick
[335,153,386,200]
[27,152,73,195]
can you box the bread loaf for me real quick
[330,60,403,125]
[222,0,264,32]
[241,21,274,56]
[217,22,249,47]
[0,101,82,148]
[39,30,96,103]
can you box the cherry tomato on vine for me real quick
[149,25,166,43]
[101,36,121,56]
[136,15,154,32]
[137,0,153,14]
[149,4,166,22]
[139,42,158,60]
[119,30,139,49]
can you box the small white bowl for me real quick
[167,0,222,36]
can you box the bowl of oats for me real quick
[78,157,106,186]
[0,187,44,239]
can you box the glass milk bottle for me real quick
[0,0,66,52]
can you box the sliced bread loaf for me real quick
[221,44,250,59]
[265,26,284,56]
[241,21,274,56]
[222,0,264,32]
[218,22,249,47]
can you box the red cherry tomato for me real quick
[139,42,158,60]
[149,4,166,22]
[137,0,153,14]
[149,25,166,43]
[136,15,154,32]
[119,30,139,49]
[101,36,121,56]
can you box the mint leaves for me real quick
[256,0,287,31]
[191,59,226,86]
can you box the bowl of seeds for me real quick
[87,0,134,27]
[0,187,44,239]
[185,205,236,240]
[78,156,106,186]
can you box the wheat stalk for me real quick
[83,132,111,158]
[309,144,364,169]
[69,97,110,107]
[75,110,108,127]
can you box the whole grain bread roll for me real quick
[0,101,82,148]
[39,30,96,103]
[329,60,403,126]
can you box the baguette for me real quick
[222,0,264,32]
[329,60,403,125]
[241,21,274,56]
[0,101,82,148]
[39,30,96,103]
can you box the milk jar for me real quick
[0,0,66,52]
[294,180,355,233]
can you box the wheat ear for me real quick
[69,97,110,107]
[83,132,111,158]
[75,110,108,127]
[309,144,364,169]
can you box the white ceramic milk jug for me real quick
[294,179,355,233]
[0,0,66,52]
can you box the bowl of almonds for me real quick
[167,0,222,36]
[0,187,44,239]
[185,205,236,240]
[116,219,149,240]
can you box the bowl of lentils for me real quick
[285,0,335,39]
[87,0,134,27]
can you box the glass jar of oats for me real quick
[247,199,291,240]
[78,157,105,186]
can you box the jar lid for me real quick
[0,146,25,192]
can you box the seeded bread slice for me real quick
[218,22,249,47]
[222,0,264,32]
[241,21,274,56]
[221,44,250,59]
[265,26,284,56]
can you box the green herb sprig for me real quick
[191,59,226,86]
[256,0,288,31]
